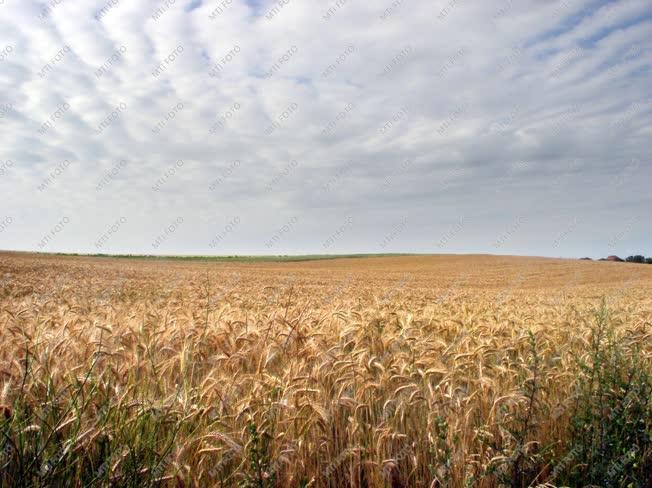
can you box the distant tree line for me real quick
[590,255,652,263]
[626,255,652,264]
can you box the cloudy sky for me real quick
[0,0,650,257]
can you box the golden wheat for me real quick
[0,252,651,486]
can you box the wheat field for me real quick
[0,252,651,487]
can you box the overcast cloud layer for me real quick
[0,0,650,257]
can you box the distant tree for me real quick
[646,257,652,264]
[626,255,646,263]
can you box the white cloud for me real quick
[0,0,650,257]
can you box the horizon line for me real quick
[0,249,641,263]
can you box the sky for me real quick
[0,0,650,258]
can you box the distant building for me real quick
[606,255,624,262]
